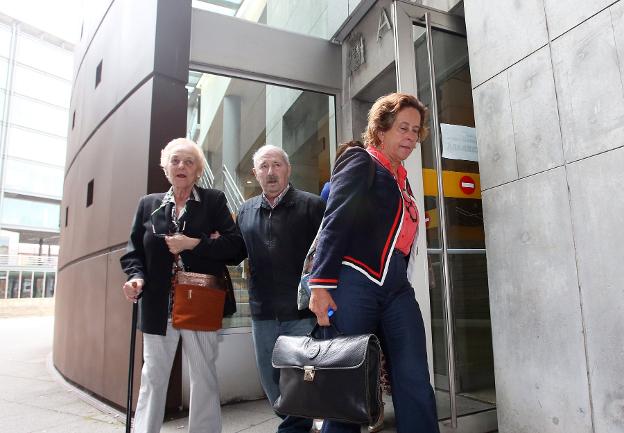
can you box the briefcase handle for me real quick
[309,322,342,339]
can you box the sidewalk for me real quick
[0,315,398,433]
[0,315,285,433]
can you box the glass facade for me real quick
[0,19,69,297]
[187,70,336,327]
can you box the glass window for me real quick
[15,33,73,80]
[6,127,67,166]
[20,272,33,298]
[188,70,335,327]
[12,64,71,108]
[9,94,69,137]
[192,0,359,40]
[0,271,7,299]
[4,159,64,198]
[0,23,11,58]
[7,271,19,298]
[33,272,45,297]
[1,197,60,231]
[448,253,495,407]
[0,57,9,89]
[45,272,55,297]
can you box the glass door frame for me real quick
[392,2,497,431]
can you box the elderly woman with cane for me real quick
[309,93,440,433]
[120,137,245,433]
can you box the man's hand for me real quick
[309,287,337,326]
[122,279,144,303]
[165,233,200,254]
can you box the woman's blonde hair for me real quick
[160,138,207,181]
[362,92,429,148]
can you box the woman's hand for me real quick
[122,278,144,303]
[309,287,338,326]
[165,233,200,254]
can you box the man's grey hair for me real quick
[252,144,291,167]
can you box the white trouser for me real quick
[133,322,221,433]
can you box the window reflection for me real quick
[187,71,335,327]
[1,198,60,230]
[16,33,73,80]
[191,0,358,40]
[4,159,64,198]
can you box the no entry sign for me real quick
[459,175,476,195]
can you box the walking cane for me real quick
[126,283,141,433]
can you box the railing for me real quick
[198,162,215,189]
[0,254,58,269]
[222,164,245,214]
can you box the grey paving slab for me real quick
[481,168,592,433]
[544,0,614,39]
[473,71,518,190]
[551,8,624,163]
[567,147,624,433]
[465,0,548,86]
[507,46,563,177]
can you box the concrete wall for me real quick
[54,0,191,411]
[464,1,624,432]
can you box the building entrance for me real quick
[393,2,497,431]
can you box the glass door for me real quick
[394,2,497,431]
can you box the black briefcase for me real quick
[271,325,382,425]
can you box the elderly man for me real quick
[237,144,324,433]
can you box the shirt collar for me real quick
[262,184,290,209]
[162,186,201,205]
[366,146,408,187]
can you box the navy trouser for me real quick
[321,251,440,433]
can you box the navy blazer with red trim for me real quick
[309,147,410,289]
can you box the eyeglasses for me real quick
[401,189,418,223]
[150,207,186,237]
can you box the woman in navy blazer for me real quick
[120,138,244,433]
[309,93,440,433]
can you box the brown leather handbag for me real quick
[171,269,226,332]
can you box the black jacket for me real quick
[237,186,324,320]
[120,187,245,335]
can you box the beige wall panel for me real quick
[67,0,157,166]
[55,255,107,395]
[103,249,143,408]
[72,0,115,78]
[107,79,153,247]
[67,66,85,171]
[58,164,79,268]
[70,128,114,261]
[52,265,75,373]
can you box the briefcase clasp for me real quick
[303,366,315,382]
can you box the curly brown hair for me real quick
[362,92,429,148]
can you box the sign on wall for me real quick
[440,123,478,162]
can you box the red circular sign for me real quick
[459,176,476,195]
